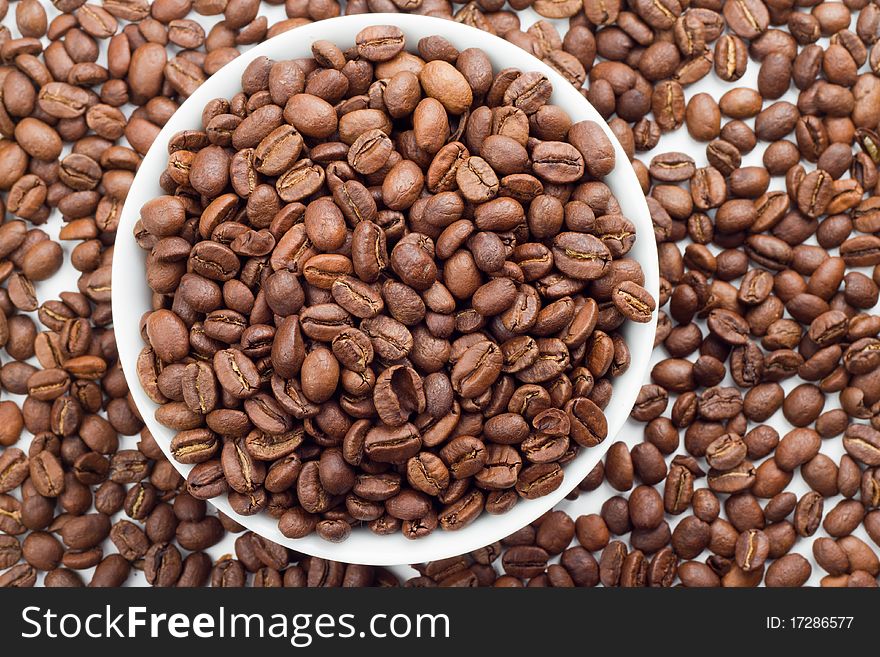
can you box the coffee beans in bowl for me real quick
[118,15,657,563]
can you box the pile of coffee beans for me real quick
[135,25,653,544]
[2,0,880,587]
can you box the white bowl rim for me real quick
[113,13,659,566]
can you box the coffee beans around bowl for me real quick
[135,27,651,543]
[3,0,880,588]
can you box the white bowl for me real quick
[113,13,658,566]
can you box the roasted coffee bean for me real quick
[765,554,812,587]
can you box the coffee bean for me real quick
[612,281,656,322]
[844,425,880,466]
[355,25,404,62]
[734,529,769,572]
[765,554,812,587]
[793,491,824,538]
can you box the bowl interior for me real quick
[113,13,659,565]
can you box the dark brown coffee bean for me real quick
[765,554,811,587]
